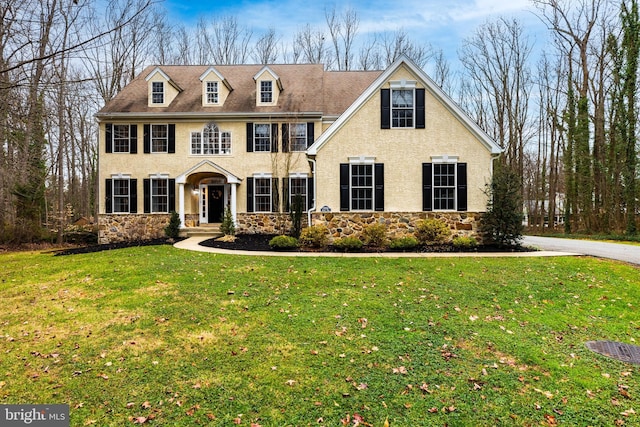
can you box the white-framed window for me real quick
[289,176,308,211]
[351,164,373,211]
[391,89,414,128]
[260,81,273,103]
[254,177,272,212]
[113,178,130,213]
[206,81,218,104]
[254,123,271,152]
[290,123,307,151]
[112,124,131,153]
[433,163,456,210]
[191,123,232,155]
[151,124,168,153]
[151,81,164,104]
[151,178,169,213]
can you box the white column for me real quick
[178,183,185,227]
[231,183,237,222]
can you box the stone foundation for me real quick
[237,211,482,242]
[98,214,171,244]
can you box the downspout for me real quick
[307,157,317,227]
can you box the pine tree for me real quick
[481,162,524,248]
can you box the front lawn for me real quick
[0,247,638,426]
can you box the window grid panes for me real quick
[254,124,271,152]
[221,132,231,154]
[206,81,218,104]
[433,163,456,210]
[113,179,130,213]
[351,164,373,211]
[254,178,271,212]
[203,124,218,154]
[113,124,130,153]
[152,82,164,104]
[151,179,168,213]
[260,81,272,103]
[289,177,307,211]
[290,123,307,151]
[151,124,168,153]
[391,89,414,128]
[191,132,202,154]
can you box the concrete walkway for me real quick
[174,236,580,259]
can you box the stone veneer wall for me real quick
[99,214,171,244]
[237,211,482,242]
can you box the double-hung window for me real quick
[254,178,272,212]
[151,82,164,104]
[151,124,168,153]
[391,89,414,128]
[113,179,130,213]
[433,163,456,210]
[112,124,130,153]
[206,81,218,104]
[260,81,272,103]
[151,178,169,213]
[290,123,307,152]
[350,164,373,211]
[289,176,308,211]
[254,123,271,152]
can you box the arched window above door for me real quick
[191,122,232,155]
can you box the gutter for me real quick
[307,157,317,227]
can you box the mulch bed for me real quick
[52,238,184,256]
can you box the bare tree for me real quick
[293,24,327,64]
[325,6,359,70]
[253,28,279,64]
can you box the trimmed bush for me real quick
[389,236,419,251]
[332,236,364,252]
[299,225,329,249]
[361,223,388,248]
[453,236,478,250]
[415,218,451,245]
[269,235,299,250]
[164,211,181,239]
[220,206,236,236]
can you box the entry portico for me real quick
[176,160,242,227]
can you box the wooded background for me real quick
[1,0,637,243]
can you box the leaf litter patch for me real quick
[585,341,640,365]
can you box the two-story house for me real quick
[95,55,502,244]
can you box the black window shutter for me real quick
[129,179,138,213]
[340,163,350,211]
[169,179,176,212]
[246,177,254,212]
[307,122,314,148]
[282,178,290,211]
[143,124,150,153]
[307,177,314,211]
[105,123,113,153]
[374,163,384,211]
[168,124,176,153]
[271,177,279,212]
[380,89,391,129]
[282,124,289,153]
[143,179,151,213]
[246,123,254,152]
[457,163,468,211]
[130,124,138,154]
[271,123,278,153]
[105,179,112,213]
[416,88,425,129]
[422,163,433,211]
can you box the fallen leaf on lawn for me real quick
[98,373,109,380]
[131,416,147,424]
[354,383,368,390]
[612,398,621,406]
[534,388,554,399]
[126,402,135,409]
[469,315,479,321]
[358,318,368,329]
[141,401,151,409]
[428,407,438,413]
[285,379,296,386]
[233,417,242,424]
[392,366,408,374]
[543,414,557,426]
[586,390,596,399]
[621,408,636,417]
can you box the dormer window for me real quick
[260,81,273,103]
[152,82,164,104]
[206,81,218,104]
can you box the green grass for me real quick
[1,247,639,426]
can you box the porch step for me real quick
[180,225,222,239]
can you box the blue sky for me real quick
[162,0,547,63]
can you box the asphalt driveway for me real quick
[523,235,640,266]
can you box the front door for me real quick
[207,185,225,223]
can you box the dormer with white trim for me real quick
[253,66,283,107]
[145,67,182,108]
[199,66,233,107]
